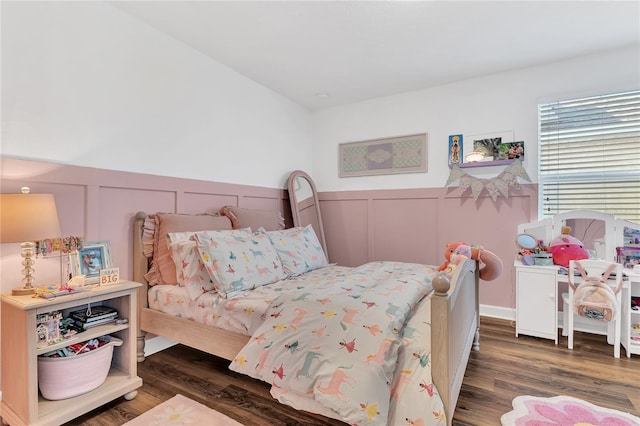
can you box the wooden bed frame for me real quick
[133,211,480,425]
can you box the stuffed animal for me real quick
[547,226,589,267]
[440,244,471,275]
[438,241,503,281]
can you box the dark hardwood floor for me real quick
[64,317,640,425]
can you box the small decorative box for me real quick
[533,253,554,266]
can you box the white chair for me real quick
[562,259,623,358]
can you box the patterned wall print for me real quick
[339,133,427,177]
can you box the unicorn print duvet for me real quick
[229,261,447,425]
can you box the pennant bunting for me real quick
[446,159,530,201]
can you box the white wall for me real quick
[311,46,640,192]
[1,1,313,189]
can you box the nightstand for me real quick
[1,281,142,425]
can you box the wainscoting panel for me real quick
[372,197,440,264]
[0,157,288,292]
[321,198,370,267]
[320,185,538,309]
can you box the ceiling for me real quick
[109,1,640,111]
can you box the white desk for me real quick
[515,261,640,356]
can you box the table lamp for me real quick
[1,187,62,295]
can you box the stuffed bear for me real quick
[440,244,471,276]
[438,241,503,281]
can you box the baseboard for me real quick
[480,304,515,321]
[144,335,177,357]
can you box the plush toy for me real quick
[438,241,503,281]
[440,244,471,276]
[547,226,589,267]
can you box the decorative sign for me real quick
[100,267,120,285]
[339,133,427,177]
[446,159,531,201]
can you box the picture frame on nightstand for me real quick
[70,240,113,285]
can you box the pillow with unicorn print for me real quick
[167,228,252,300]
[262,225,328,276]
[194,231,284,299]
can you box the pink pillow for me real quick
[144,213,232,285]
[219,205,284,232]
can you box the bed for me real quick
[132,208,480,425]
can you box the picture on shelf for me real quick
[624,227,640,246]
[472,137,502,161]
[36,311,63,348]
[448,134,463,168]
[497,141,525,161]
[461,131,514,166]
[70,240,112,285]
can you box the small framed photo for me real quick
[497,141,525,161]
[448,134,463,168]
[70,240,112,285]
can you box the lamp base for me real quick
[12,286,36,296]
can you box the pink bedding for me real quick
[149,262,447,425]
[229,261,446,425]
[148,265,353,336]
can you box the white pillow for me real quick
[167,228,251,300]
[194,231,285,299]
[262,225,328,276]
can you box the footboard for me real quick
[431,258,479,426]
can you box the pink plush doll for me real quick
[548,226,589,267]
[438,241,503,281]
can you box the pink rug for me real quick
[501,395,640,426]
[124,394,243,426]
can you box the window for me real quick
[538,90,640,223]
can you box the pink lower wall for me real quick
[1,157,538,312]
[0,157,291,292]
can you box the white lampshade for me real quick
[1,193,62,243]
[1,190,62,295]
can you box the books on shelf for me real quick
[69,306,118,329]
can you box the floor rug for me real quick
[501,395,640,426]
[124,394,243,426]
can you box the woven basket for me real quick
[38,336,122,400]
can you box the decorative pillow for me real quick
[144,213,233,285]
[168,240,214,301]
[219,205,285,232]
[167,228,251,300]
[194,231,285,299]
[262,225,328,276]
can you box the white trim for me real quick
[480,304,515,321]
[144,336,177,357]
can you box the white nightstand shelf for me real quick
[1,281,143,426]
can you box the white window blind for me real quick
[539,90,640,223]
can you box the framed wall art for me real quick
[339,133,427,177]
[70,240,112,284]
